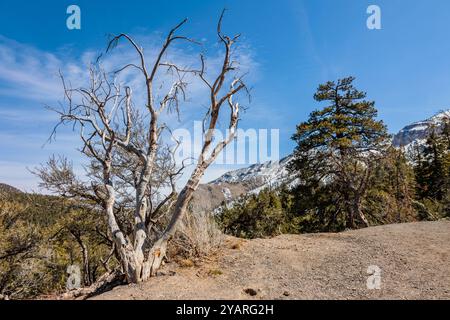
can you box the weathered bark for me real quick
[348,199,369,228]
[104,168,142,283]
[69,230,92,286]
[62,270,125,300]
[145,182,197,277]
[355,203,370,227]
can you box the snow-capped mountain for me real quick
[191,109,450,212]
[210,155,294,187]
[392,109,450,149]
[210,108,449,192]
[190,156,294,213]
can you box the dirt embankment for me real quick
[93,220,450,300]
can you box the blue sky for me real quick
[1,0,450,191]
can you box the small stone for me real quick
[244,288,258,296]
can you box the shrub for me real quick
[169,210,223,259]
[216,189,293,239]
[0,191,114,299]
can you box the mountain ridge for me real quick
[392,109,450,147]
[194,109,450,212]
[0,183,22,194]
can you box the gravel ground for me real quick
[93,220,450,300]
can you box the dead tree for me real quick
[44,11,248,283]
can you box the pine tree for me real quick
[365,147,417,223]
[414,117,450,216]
[415,125,448,200]
[289,77,390,228]
[217,188,292,239]
[442,120,450,215]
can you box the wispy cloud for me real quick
[0,36,80,102]
[0,107,59,123]
[0,33,259,190]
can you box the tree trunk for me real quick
[144,178,199,277]
[62,270,125,300]
[346,208,355,229]
[356,206,370,228]
[69,230,92,286]
[104,184,143,283]
[80,242,91,286]
[352,199,369,228]
[344,191,355,229]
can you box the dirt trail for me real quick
[93,221,450,300]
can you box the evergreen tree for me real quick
[365,147,417,224]
[217,188,293,239]
[289,77,390,228]
[442,120,450,215]
[414,117,450,216]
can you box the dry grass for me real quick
[207,269,223,276]
[169,210,224,260]
[178,259,195,268]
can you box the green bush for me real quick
[217,188,293,239]
[0,191,115,299]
